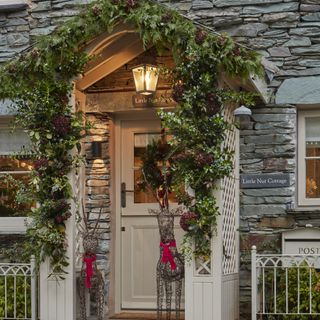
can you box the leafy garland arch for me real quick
[0,0,262,273]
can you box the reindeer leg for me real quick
[175,279,182,320]
[157,267,164,320]
[96,269,105,320]
[165,281,173,320]
[79,269,87,320]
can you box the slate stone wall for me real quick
[0,1,92,63]
[83,113,111,316]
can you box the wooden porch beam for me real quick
[76,34,145,91]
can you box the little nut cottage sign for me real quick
[240,173,290,189]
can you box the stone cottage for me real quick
[0,0,320,319]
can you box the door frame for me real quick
[113,109,160,313]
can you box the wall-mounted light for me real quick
[234,105,252,130]
[132,63,159,95]
[91,141,102,159]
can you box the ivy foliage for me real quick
[0,276,31,318]
[0,0,262,272]
[264,264,320,319]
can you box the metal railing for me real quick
[0,256,36,320]
[252,246,320,319]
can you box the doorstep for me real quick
[109,312,185,320]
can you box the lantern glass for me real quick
[132,64,159,95]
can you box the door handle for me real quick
[121,182,134,208]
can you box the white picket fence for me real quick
[0,256,37,320]
[252,246,320,319]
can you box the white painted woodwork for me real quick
[39,97,77,320]
[185,106,239,320]
[119,118,184,310]
[0,217,29,233]
[297,110,320,206]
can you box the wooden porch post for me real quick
[185,106,240,320]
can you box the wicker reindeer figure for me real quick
[79,206,105,320]
[141,132,184,320]
[151,207,184,320]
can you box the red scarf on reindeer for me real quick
[160,240,177,270]
[83,254,96,288]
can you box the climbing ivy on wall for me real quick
[0,0,262,273]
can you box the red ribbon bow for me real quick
[83,254,96,288]
[160,240,177,270]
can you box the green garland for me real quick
[0,0,262,273]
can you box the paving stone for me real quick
[226,23,268,37]
[302,12,320,21]
[291,44,320,55]
[300,4,320,12]
[268,47,291,57]
[252,113,295,123]
[261,12,299,23]
[192,0,213,10]
[283,36,311,47]
[242,2,299,15]
[289,27,320,37]
[7,33,28,46]
[258,216,295,228]
[241,204,287,216]
[213,0,282,7]
[276,76,320,104]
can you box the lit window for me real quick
[298,111,320,205]
[0,158,33,217]
[0,118,32,232]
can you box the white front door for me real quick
[118,118,184,310]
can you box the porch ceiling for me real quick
[76,24,145,91]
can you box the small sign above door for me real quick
[240,173,290,189]
[132,92,175,108]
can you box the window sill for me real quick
[0,217,30,234]
[287,209,320,219]
[0,0,28,12]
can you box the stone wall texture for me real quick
[84,113,111,316]
[0,0,320,319]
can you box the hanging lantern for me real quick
[132,63,159,95]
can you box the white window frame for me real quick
[298,110,320,206]
[0,117,31,234]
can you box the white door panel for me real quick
[120,119,185,310]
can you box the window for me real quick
[298,111,320,206]
[0,118,32,233]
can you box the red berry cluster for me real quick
[52,115,71,137]
[172,83,185,103]
[31,48,40,58]
[127,0,137,8]
[91,4,102,16]
[232,46,241,56]
[205,92,221,116]
[172,151,191,162]
[195,28,207,45]
[218,36,227,46]
[52,200,71,224]
[34,158,49,171]
[54,199,70,213]
[195,152,214,167]
[180,211,198,231]
[55,212,71,224]
[161,13,172,23]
